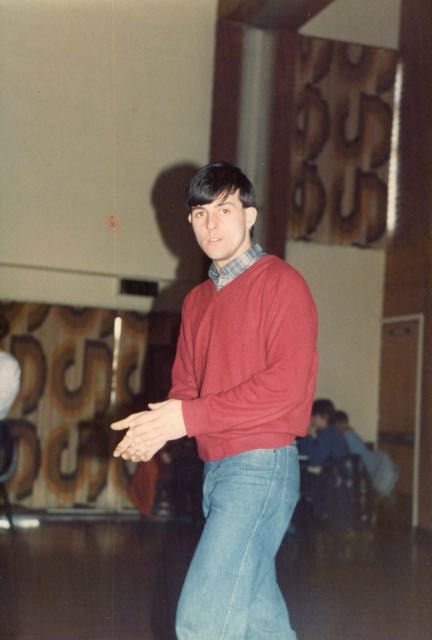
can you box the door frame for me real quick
[381,314,424,527]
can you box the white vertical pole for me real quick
[237,26,276,246]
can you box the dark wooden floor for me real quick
[0,516,431,640]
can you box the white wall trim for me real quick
[382,314,424,528]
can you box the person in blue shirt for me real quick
[297,398,350,530]
[334,409,399,497]
[298,398,348,466]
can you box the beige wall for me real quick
[287,242,385,443]
[0,0,217,311]
[300,0,401,49]
[1,0,396,443]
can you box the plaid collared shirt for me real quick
[208,243,266,291]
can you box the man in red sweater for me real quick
[112,162,318,639]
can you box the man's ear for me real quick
[245,207,258,229]
[188,213,192,224]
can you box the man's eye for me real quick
[193,210,204,218]
[221,208,230,215]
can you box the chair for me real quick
[296,453,375,533]
[324,454,375,530]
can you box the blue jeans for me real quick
[176,445,299,639]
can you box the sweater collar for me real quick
[208,243,266,291]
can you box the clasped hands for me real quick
[111,398,186,462]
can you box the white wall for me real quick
[0,0,217,311]
[300,0,401,49]
[287,242,385,442]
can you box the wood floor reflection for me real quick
[0,518,431,639]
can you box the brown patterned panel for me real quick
[299,37,334,84]
[42,423,87,502]
[54,306,100,335]
[337,43,374,82]
[109,456,135,502]
[10,335,47,415]
[334,93,393,168]
[50,339,112,418]
[77,419,111,502]
[291,163,326,238]
[0,303,26,341]
[27,304,51,332]
[287,34,397,247]
[116,347,143,409]
[99,310,116,339]
[330,169,388,244]
[375,50,398,94]
[7,418,40,500]
[121,311,149,338]
[296,85,330,161]
[1,301,149,509]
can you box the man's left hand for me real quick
[111,399,186,462]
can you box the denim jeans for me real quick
[176,445,299,639]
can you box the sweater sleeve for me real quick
[181,270,318,437]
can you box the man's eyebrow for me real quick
[191,199,234,210]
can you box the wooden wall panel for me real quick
[209,19,244,164]
[383,0,432,531]
[267,29,298,257]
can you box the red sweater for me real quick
[169,255,318,461]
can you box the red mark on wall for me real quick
[106,214,121,232]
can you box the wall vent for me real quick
[119,279,159,297]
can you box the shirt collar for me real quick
[208,243,266,291]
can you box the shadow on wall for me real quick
[111,163,206,538]
[150,162,207,313]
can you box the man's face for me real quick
[310,414,327,430]
[335,419,349,433]
[188,190,257,271]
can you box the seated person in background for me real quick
[0,351,20,419]
[297,398,348,467]
[334,409,399,498]
[334,409,369,457]
[296,399,350,531]
[0,351,21,469]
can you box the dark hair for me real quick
[334,410,349,423]
[311,398,336,423]
[186,161,256,211]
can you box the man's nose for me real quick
[206,211,218,229]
